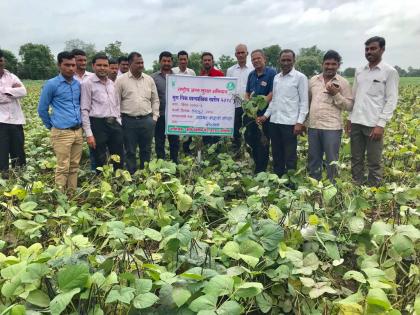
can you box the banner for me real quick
[165,75,237,136]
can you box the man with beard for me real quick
[152,51,180,163]
[347,36,399,186]
[172,51,196,76]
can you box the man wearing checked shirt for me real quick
[38,51,83,192]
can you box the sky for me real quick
[1,0,419,70]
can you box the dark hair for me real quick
[71,49,86,56]
[201,52,213,60]
[92,53,109,64]
[365,36,386,49]
[118,56,128,64]
[109,58,118,65]
[159,51,173,61]
[177,50,188,58]
[0,49,4,59]
[323,50,342,63]
[279,49,296,59]
[57,51,75,64]
[127,52,142,64]
[251,49,265,58]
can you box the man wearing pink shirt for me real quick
[0,50,27,178]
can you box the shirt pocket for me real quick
[366,80,385,97]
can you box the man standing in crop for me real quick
[347,36,399,186]
[245,49,276,173]
[115,52,159,174]
[38,51,83,191]
[152,51,180,163]
[257,49,308,179]
[0,49,27,179]
[81,54,123,171]
[307,50,353,183]
[227,44,253,152]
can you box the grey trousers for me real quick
[307,128,342,182]
[350,123,384,186]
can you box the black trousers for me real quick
[90,117,124,171]
[269,123,297,177]
[0,123,26,172]
[244,114,270,173]
[122,115,155,174]
[233,107,243,150]
[154,115,179,163]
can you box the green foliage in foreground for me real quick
[0,83,419,314]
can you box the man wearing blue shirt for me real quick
[38,51,83,191]
[244,49,276,173]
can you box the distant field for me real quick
[345,76,420,86]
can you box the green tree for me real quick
[295,46,325,77]
[188,52,202,75]
[104,41,126,60]
[216,54,236,74]
[0,49,18,74]
[64,38,96,69]
[262,44,282,69]
[394,66,407,77]
[150,54,179,73]
[343,67,356,77]
[18,43,56,80]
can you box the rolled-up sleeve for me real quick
[3,75,27,98]
[377,69,399,127]
[297,75,309,124]
[332,79,353,111]
[38,82,54,129]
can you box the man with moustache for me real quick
[38,51,83,191]
[108,59,119,82]
[226,44,253,151]
[115,52,159,174]
[81,54,123,171]
[172,51,196,76]
[307,50,353,182]
[244,49,276,173]
[152,51,180,163]
[257,49,308,179]
[347,36,399,186]
[72,49,93,83]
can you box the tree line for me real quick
[1,39,419,80]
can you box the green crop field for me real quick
[0,81,419,315]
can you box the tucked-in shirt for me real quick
[264,68,309,125]
[0,70,27,124]
[199,67,224,77]
[115,71,160,120]
[308,73,353,130]
[350,61,399,127]
[227,63,254,107]
[38,74,81,129]
[81,75,121,137]
[74,71,94,83]
[246,67,276,97]
[151,71,171,116]
[172,67,196,76]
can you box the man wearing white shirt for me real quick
[72,49,94,83]
[347,36,399,186]
[226,44,253,151]
[257,49,308,178]
[0,50,27,178]
[172,51,196,76]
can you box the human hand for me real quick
[87,136,96,149]
[369,126,384,141]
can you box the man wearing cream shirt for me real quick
[115,52,159,174]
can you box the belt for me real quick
[91,117,118,124]
[122,113,152,119]
[59,124,82,130]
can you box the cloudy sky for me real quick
[1,0,419,70]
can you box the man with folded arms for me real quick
[0,49,27,179]
[81,54,123,172]
[38,51,83,191]
[115,52,159,174]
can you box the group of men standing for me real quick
[0,35,398,191]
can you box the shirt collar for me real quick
[280,68,296,77]
[58,73,74,83]
[92,74,109,84]
[364,61,384,70]
[128,70,143,79]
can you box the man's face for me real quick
[365,41,384,64]
[279,52,295,73]
[75,55,87,71]
[322,58,339,77]
[235,46,248,64]
[130,56,144,74]
[251,52,265,70]
[0,57,5,72]
[109,63,119,79]
[93,58,109,79]
[59,58,77,78]
[119,61,129,73]
[160,56,173,72]
[202,55,213,71]
[178,55,188,69]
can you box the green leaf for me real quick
[222,241,240,260]
[256,292,273,313]
[414,295,420,315]
[324,241,340,260]
[10,305,26,315]
[395,225,420,240]
[203,275,234,297]
[300,277,316,287]
[235,282,263,298]
[144,228,162,241]
[57,264,89,291]
[50,288,80,315]
[370,221,393,237]
[1,262,27,279]
[323,185,337,204]
[134,279,153,294]
[133,292,159,309]
[105,286,136,304]
[217,300,243,315]
[177,193,193,212]
[255,221,284,251]
[26,289,50,307]
[343,271,366,283]
[308,282,337,299]
[366,288,391,310]
[189,295,217,312]
[172,287,191,307]
[348,217,365,234]
[20,201,38,212]
[391,234,414,258]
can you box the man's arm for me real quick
[377,69,399,127]
[2,75,27,98]
[150,80,160,121]
[80,81,94,144]
[37,82,54,129]
[297,75,309,124]
[330,79,353,111]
